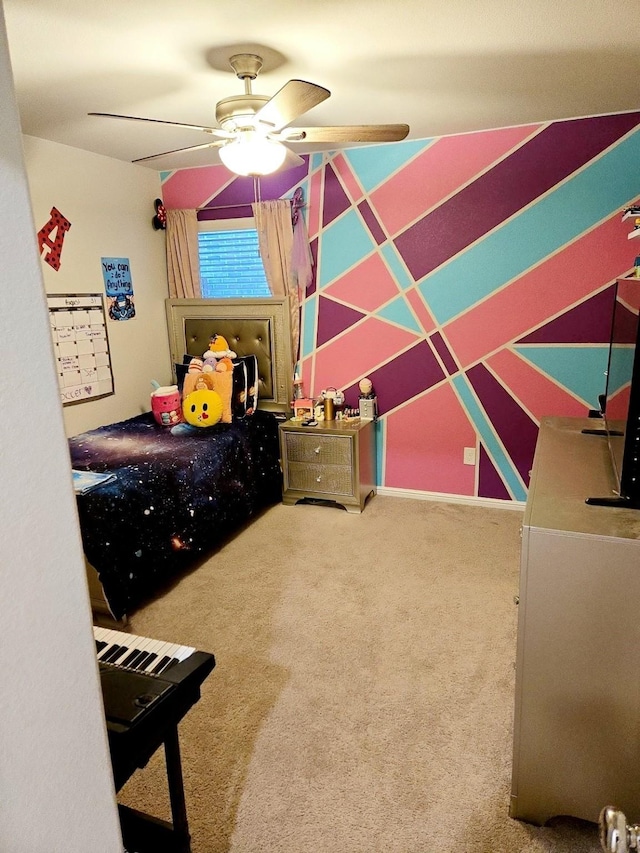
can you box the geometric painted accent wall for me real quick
[162,111,640,504]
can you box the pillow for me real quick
[232,355,259,418]
[182,370,233,423]
[175,354,202,393]
[175,361,189,393]
[178,353,257,419]
[182,387,224,428]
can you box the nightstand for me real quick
[279,418,376,513]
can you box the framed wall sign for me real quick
[101,256,135,321]
[47,293,114,405]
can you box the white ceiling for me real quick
[4,0,640,172]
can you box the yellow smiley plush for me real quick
[182,388,223,428]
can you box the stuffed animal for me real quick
[150,384,182,426]
[203,334,236,373]
[181,374,224,428]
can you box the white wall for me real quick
[0,5,123,851]
[23,135,171,437]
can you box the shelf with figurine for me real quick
[623,203,640,239]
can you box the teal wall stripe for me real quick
[377,295,422,333]
[608,345,636,392]
[344,139,433,194]
[418,129,640,324]
[375,418,384,486]
[381,243,413,290]
[318,209,376,287]
[302,294,318,359]
[452,374,527,500]
[514,344,610,407]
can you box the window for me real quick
[198,218,270,299]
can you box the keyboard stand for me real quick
[118,725,191,853]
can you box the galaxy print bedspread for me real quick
[69,411,282,620]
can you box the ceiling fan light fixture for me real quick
[218,130,287,176]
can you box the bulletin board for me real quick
[47,293,114,405]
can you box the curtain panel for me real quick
[252,199,308,366]
[166,208,201,299]
[252,199,299,365]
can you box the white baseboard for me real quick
[375,486,526,512]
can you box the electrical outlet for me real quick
[463,447,476,466]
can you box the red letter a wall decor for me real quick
[37,207,72,271]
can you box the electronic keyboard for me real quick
[93,625,215,792]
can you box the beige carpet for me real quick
[119,496,603,853]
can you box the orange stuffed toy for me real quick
[202,334,236,373]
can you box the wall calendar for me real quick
[47,293,114,405]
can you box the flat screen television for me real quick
[586,278,640,508]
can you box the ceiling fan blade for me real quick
[287,124,410,143]
[132,140,224,163]
[89,112,232,137]
[255,80,330,132]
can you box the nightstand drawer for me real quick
[283,432,352,466]
[286,461,353,496]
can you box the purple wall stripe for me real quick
[358,199,387,245]
[322,164,352,227]
[394,112,640,282]
[198,205,254,221]
[198,161,309,214]
[365,340,445,414]
[478,445,512,500]
[429,331,459,375]
[615,301,640,344]
[316,296,365,348]
[466,363,538,486]
[518,285,616,344]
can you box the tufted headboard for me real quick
[165,298,293,415]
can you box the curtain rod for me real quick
[197,201,255,212]
[196,200,306,212]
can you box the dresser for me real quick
[510,416,640,826]
[279,418,376,513]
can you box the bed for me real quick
[71,298,293,622]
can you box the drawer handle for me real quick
[316,476,322,482]
[314,446,321,454]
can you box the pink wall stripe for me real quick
[162,166,231,210]
[486,349,589,420]
[384,383,476,494]
[312,317,419,397]
[444,214,631,368]
[331,153,365,206]
[368,124,541,237]
[324,254,401,312]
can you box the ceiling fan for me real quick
[89,53,410,176]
